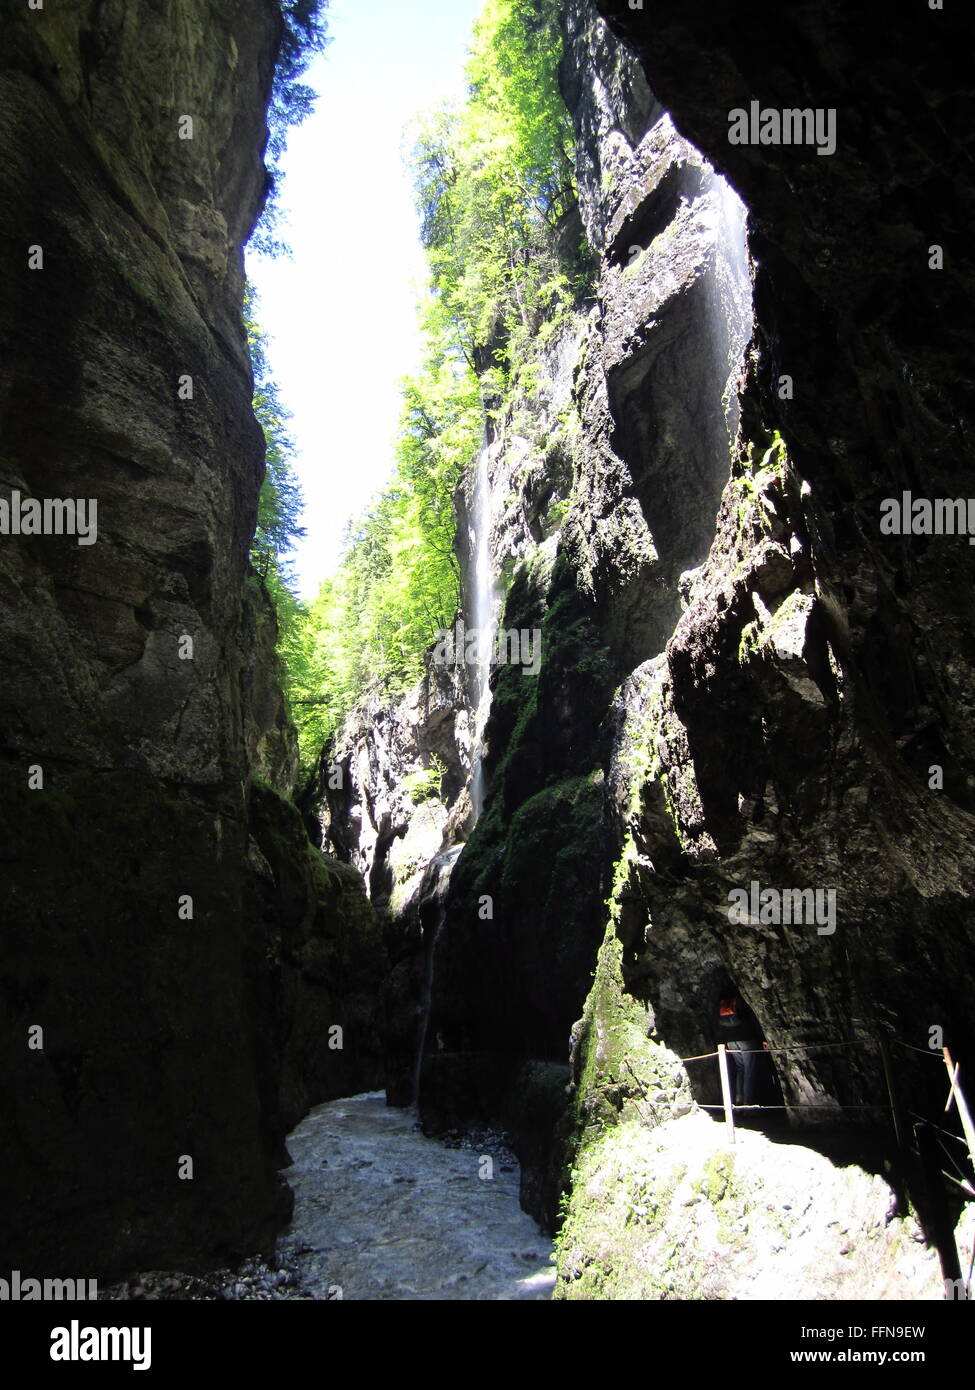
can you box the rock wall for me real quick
[554,1108,960,1301]
[418,2,762,1228]
[325,0,975,1292]
[311,655,469,1104]
[549,0,975,1291]
[0,1,382,1277]
[323,316,599,1114]
[586,0,975,1115]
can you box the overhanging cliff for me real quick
[0,1,383,1277]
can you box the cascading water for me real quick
[411,443,496,1104]
[708,170,753,442]
[468,440,497,821]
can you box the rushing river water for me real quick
[276,1092,555,1301]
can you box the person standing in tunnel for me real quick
[716,993,768,1105]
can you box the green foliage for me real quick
[411,0,585,375]
[737,618,762,666]
[402,755,447,805]
[244,289,319,755]
[246,288,306,589]
[750,429,788,477]
[282,323,482,764]
[252,1,331,256]
[733,428,789,544]
[262,0,587,769]
[546,496,570,531]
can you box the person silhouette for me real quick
[716,994,768,1105]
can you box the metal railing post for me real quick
[915,1120,965,1296]
[943,1048,975,1182]
[717,1042,736,1145]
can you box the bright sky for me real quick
[246,0,484,600]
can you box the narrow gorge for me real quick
[1,0,973,1318]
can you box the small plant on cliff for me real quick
[733,428,789,543]
[402,755,447,805]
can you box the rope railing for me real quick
[679,1038,873,1064]
[907,1112,971,1148]
[906,1110,975,1198]
[650,1033,975,1296]
[640,1037,975,1165]
[696,1101,892,1111]
[893,1039,945,1059]
[678,1036,946,1064]
[665,1037,975,1155]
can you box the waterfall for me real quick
[708,171,753,443]
[412,446,496,1107]
[468,441,497,821]
[412,445,498,1105]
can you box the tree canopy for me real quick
[252,0,586,770]
[252,1,331,256]
[412,0,583,372]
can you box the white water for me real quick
[410,447,497,1099]
[708,171,753,442]
[279,1093,555,1300]
[468,441,498,820]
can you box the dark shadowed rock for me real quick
[0,1,383,1277]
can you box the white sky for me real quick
[246,0,484,601]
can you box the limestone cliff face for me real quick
[419,5,762,1226]
[0,2,382,1276]
[324,0,974,1293]
[585,0,975,1118]
[319,322,590,1108]
[327,1,755,1207]
[313,656,471,1106]
[540,0,975,1292]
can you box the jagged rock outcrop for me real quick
[545,0,975,1292]
[413,2,759,1228]
[554,1108,962,1300]
[334,0,975,1292]
[586,0,975,1107]
[0,2,382,1277]
[313,656,471,1105]
[318,658,471,912]
[249,783,384,1134]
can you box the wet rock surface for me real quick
[100,1255,314,1303]
[10,0,968,1299]
[586,1,975,1098]
[334,2,975,1298]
